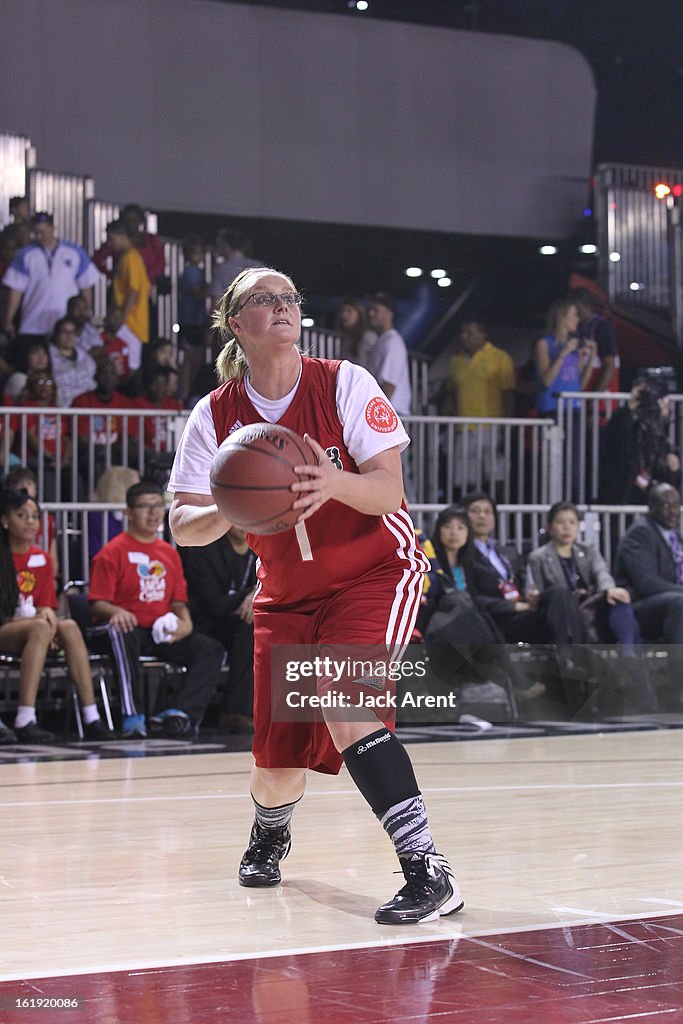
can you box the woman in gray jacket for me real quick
[527,501,639,649]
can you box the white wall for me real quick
[1,0,595,238]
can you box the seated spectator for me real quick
[600,379,681,504]
[528,501,655,710]
[72,359,130,482]
[133,365,182,456]
[66,294,104,358]
[463,491,584,645]
[88,466,140,560]
[0,488,115,744]
[3,465,59,585]
[178,234,208,401]
[124,338,177,399]
[106,220,151,347]
[88,481,224,739]
[179,526,256,733]
[335,299,376,369]
[4,340,52,404]
[421,506,542,703]
[615,483,683,655]
[12,371,72,484]
[100,305,142,387]
[49,315,97,408]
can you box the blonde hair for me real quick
[212,266,297,383]
[93,466,141,503]
[545,298,578,339]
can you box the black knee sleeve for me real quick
[341,727,419,817]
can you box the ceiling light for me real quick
[579,244,598,255]
[430,269,446,279]
[539,245,557,255]
[437,277,452,287]
[301,316,315,327]
[609,252,621,262]
[405,267,423,278]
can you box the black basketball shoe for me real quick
[238,821,292,887]
[374,852,464,925]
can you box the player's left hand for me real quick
[291,434,340,521]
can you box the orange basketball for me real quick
[210,423,319,534]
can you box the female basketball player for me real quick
[168,267,463,925]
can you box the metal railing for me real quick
[27,162,94,249]
[555,390,683,504]
[595,161,683,342]
[0,131,31,230]
[1,407,187,502]
[38,501,652,585]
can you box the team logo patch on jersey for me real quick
[365,396,398,433]
[228,420,244,435]
[16,570,36,595]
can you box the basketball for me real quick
[210,423,319,534]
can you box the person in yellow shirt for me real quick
[445,319,517,493]
[446,319,516,418]
[106,220,151,344]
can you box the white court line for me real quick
[1,908,682,984]
[3,779,683,809]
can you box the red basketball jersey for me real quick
[209,357,428,606]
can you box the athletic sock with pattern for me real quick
[342,727,436,859]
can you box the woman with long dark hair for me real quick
[0,488,115,743]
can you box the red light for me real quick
[673,184,683,198]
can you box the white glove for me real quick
[151,612,179,645]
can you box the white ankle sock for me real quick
[14,706,37,729]
[81,704,100,725]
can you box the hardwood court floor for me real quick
[1,728,682,1022]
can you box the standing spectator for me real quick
[178,235,208,401]
[446,320,516,419]
[93,203,166,288]
[367,293,414,499]
[66,294,104,357]
[89,481,224,739]
[179,526,256,733]
[533,298,595,417]
[2,213,100,361]
[571,287,618,394]
[599,379,681,504]
[8,197,29,229]
[335,299,376,369]
[367,294,412,416]
[446,318,517,491]
[124,337,177,400]
[49,316,97,408]
[209,228,264,310]
[106,220,151,346]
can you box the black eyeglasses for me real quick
[131,502,165,511]
[35,377,54,386]
[234,291,303,314]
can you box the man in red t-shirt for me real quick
[88,481,223,739]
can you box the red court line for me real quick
[1,914,683,1024]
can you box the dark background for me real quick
[160,0,683,329]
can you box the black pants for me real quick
[205,616,254,717]
[95,625,223,724]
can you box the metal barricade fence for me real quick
[1,407,188,503]
[27,164,93,248]
[0,132,32,230]
[410,502,648,572]
[42,502,650,585]
[403,415,554,506]
[1,408,555,511]
[556,391,683,505]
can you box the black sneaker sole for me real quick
[238,873,282,888]
[375,899,464,925]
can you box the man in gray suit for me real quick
[616,483,683,646]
